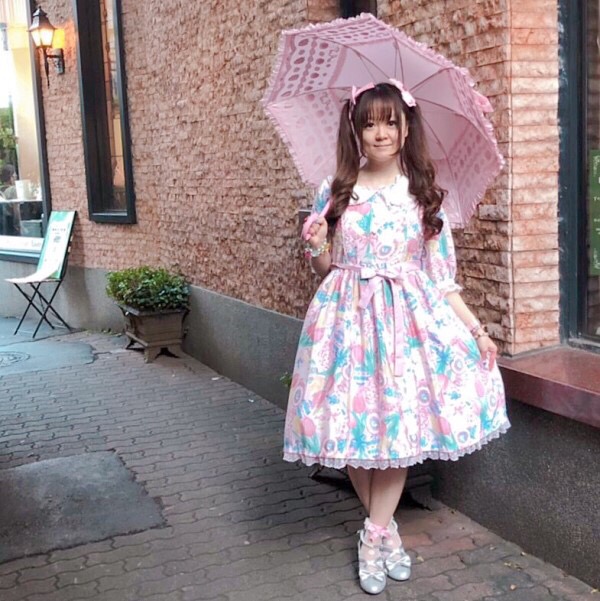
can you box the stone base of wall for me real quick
[183,286,302,409]
[433,401,599,588]
[0,262,301,408]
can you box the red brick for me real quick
[512,219,558,236]
[512,188,557,204]
[513,265,558,283]
[514,325,560,343]
[512,156,559,173]
[512,93,558,110]
[512,109,557,125]
[511,12,558,29]
[514,311,559,328]
[513,250,559,267]
[513,281,559,298]
[511,30,559,46]
[511,77,559,94]
[512,173,558,190]
[512,44,558,61]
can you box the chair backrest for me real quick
[36,211,76,281]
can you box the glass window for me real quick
[585,1,600,340]
[0,0,47,253]
[74,0,135,223]
[340,0,377,18]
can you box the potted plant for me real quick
[106,266,190,362]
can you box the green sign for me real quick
[38,211,76,280]
[588,150,600,275]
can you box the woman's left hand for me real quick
[477,335,497,371]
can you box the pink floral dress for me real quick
[283,175,510,469]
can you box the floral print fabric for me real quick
[283,175,510,469]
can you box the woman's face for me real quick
[360,109,407,164]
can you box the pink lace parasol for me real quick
[262,13,504,228]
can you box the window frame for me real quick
[558,0,600,349]
[72,0,136,224]
[0,0,52,263]
[340,0,377,18]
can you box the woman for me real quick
[283,81,510,594]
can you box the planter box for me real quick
[118,304,188,363]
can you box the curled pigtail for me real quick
[399,105,445,239]
[328,101,360,232]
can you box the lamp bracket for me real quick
[46,48,65,74]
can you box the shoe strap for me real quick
[385,547,411,568]
[358,531,386,578]
[358,552,386,580]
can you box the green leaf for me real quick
[105,266,190,312]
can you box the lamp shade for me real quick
[29,7,55,48]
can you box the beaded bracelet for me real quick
[468,321,482,336]
[468,320,489,340]
[304,240,331,260]
[473,326,489,340]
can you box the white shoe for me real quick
[357,519,387,595]
[381,517,411,581]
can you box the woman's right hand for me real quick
[305,216,328,249]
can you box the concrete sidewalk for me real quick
[0,325,596,600]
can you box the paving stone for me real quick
[457,541,519,565]
[394,573,456,596]
[446,561,536,592]
[544,577,598,596]
[18,558,86,584]
[411,553,467,579]
[499,552,568,584]
[123,547,191,572]
[0,576,58,601]
[0,571,19,590]
[85,543,153,567]
[0,329,594,601]
[28,581,99,601]
[0,555,49,577]
[96,566,166,593]
[432,581,499,601]
[413,534,478,559]
[56,562,125,589]
[482,584,569,600]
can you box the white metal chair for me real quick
[6,211,76,338]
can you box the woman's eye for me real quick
[388,120,398,127]
[365,122,375,129]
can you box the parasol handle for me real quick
[301,200,331,241]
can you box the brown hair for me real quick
[328,83,444,240]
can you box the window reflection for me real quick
[0,0,44,250]
[586,0,600,338]
[100,0,125,210]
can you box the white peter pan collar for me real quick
[349,174,412,206]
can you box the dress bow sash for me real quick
[333,262,421,376]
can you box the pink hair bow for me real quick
[349,79,417,108]
[350,83,375,106]
[388,78,417,107]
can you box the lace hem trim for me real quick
[283,422,510,470]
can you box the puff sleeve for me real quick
[422,209,462,295]
[310,176,332,219]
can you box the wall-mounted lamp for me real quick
[29,7,65,86]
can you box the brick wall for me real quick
[380,0,560,353]
[508,0,560,352]
[38,0,560,354]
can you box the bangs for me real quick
[354,87,404,130]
